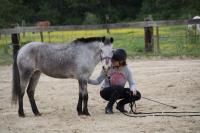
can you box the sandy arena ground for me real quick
[0,59,200,133]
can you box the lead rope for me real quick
[102,66,200,118]
[129,102,137,114]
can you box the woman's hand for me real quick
[132,90,137,96]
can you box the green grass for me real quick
[0,25,200,65]
[0,44,13,65]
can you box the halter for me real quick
[99,48,112,67]
[100,56,112,65]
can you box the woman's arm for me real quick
[126,66,137,94]
[88,70,105,85]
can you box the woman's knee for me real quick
[100,90,110,101]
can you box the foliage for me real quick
[82,13,101,25]
[0,0,200,28]
[138,0,200,20]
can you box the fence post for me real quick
[144,15,154,52]
[40,32,44,42]
[105,15,110,34]
[12,33,20,58]
[156,26,160,54]
[11,32,20,77]
[48,31,51,43]
[22,20,26,37]
[186,25,188,44]
[194,24,197,44]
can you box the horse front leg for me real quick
[77,92,83,115]
[77,79,90,116]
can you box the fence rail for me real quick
[1,19,200,34]
[0,18,200,58]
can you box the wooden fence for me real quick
[1,19,200,34]
[0,19,200,55]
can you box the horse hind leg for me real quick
[18,90,25,117]
[18,70,33,117]
[27,71,41,116]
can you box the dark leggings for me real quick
[100,86,141,107]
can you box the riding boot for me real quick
[116,91,140,113]
[105,106,113,114]
[116,98,129,113]
[116,90,135,113]
[105,91,119,114]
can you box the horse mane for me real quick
[74,37,105,43]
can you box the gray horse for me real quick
[12,36,113,117]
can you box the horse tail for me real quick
[12,44,21,104]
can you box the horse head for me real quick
[99,37,114,73]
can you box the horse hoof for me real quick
[35,112,42,116]
[18,113,25,118]
[85,113,90,116]
[83,111,90,116]
[78,111,83,115]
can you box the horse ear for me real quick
[102,36,105,42]
[110,37,114,43]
